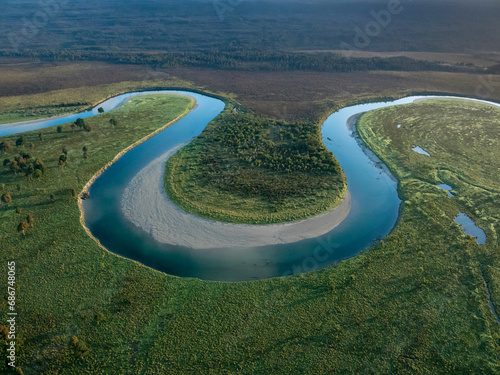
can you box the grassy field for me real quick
[164,111,346,224]
[0,89,500,374]
[356,99,500,191]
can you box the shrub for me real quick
[1,192,12,205]
[17,221,29,235]
[15,136,26,147]
[27,213,34,226]
[0,140,13,151]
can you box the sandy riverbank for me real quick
[121,145,351,249]
[78,94,197,253]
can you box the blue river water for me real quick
[1,91,487,281]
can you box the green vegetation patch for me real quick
[164,111,346,224]
[357,98,500,190]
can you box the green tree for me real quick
[17,221,29,235]
[98,107,104,113]
[57,126,63,133]
[59,154,67,166]
[15,136,26,147]
[1,192,12,206]
[0,141,13,151]
[75,118,86,129]
[34,158,46,175]
[10,161,19,175]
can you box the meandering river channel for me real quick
[2,91,490,281]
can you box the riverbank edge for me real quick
[121,144,351,248]
[77,93,197,256]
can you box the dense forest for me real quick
[1,49,491,74]
[164,110,347,223]
[197,112,344,203]
[2,0,500,54]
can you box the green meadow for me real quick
[0,92,499,374]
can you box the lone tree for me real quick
[34,158,46,175]
[16,136,26,147]
[59,154,68,166]
[109,118,118,126]
[0,141,13,151]
[27,213,34,227]
[17,221,29,235]
[98,107,104,113]
[1,192,12,205]
[10,161,19,175]
[57,126,63,133]
[75,118,86,129]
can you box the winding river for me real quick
[1,91,489,281]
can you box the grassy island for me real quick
[164,111,347,224]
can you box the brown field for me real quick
[1,58,500,123]
[171,67,500,121]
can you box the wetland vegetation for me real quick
[164,111,346,224]
[0,91,499,373]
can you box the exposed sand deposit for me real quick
[121,145,351,249]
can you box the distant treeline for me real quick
[0,49,491,74]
